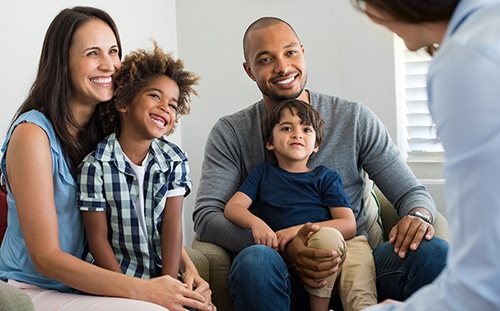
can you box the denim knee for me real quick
[229,245,290,311]
[373,237,448,301]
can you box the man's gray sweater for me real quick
[193,90,435,253]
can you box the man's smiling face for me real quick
[243,22,307,106]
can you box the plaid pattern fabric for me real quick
[77,133,191,278]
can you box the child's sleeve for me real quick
[77,156,107,212]
[166,151,193,198]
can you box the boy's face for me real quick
[118,75,179,140]
[266,108,318,165]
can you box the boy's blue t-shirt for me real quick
[239,162,351,231]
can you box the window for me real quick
[395,37,444,161]
[396,38,443,155]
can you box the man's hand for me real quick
[276,226,300,252]
[388,210,434,258]
[283,223,342,288]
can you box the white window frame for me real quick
[394,36,446,179]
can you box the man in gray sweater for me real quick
[193,16,448,311]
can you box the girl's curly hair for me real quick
[100,41,200,135]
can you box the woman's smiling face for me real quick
[68,18,121,109]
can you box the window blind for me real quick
[402,48,444,154]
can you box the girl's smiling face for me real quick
[118,75,180,141]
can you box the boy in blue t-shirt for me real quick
[224,99,377,311]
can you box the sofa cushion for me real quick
[364,177,384,249]
[192,237,233,311]
[0,281,34,311]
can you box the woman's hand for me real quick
[142,275,212,311]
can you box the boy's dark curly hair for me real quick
[101,41,200,135]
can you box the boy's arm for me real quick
[224,192,277,248]
[161,195,183,278]
[81,211,122,273]
[323,207,356,240]
[223,191,255,229]
[77,155,121,272]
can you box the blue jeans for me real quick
[373,237,448,301]
[229,246,291,311]
[229,238,448,311]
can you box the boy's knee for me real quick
[308,227,346,255]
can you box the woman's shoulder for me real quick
[13,110,49,126]
[8,110,55,140]
[2,110,61,158]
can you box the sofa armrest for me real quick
[192,236,234,311]
[185,246,210,282]
[0,192,33,310]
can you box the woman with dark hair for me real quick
[0,7,211,311]
[353,0,500,310]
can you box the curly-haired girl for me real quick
[77,42,214,310]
